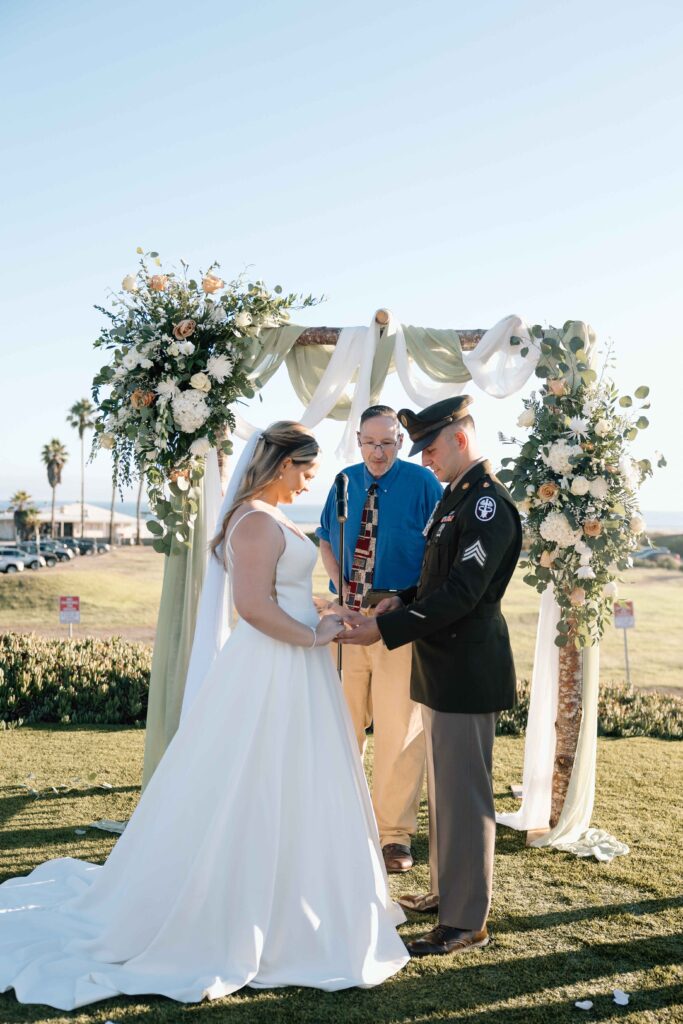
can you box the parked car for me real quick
[17,543,58,568]
[58,538,82,555]
[40,541,74,561]
[0,553,25,574]
[77,539,111,555]
[633,546,673,562]
[0,546,46,570]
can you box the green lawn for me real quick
[1,728,681,1023]
[1,546,682,692]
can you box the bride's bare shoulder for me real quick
[228,503,282,544]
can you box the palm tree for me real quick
[66,399,96,538]
[7,489,33,544]
[41,439,68,538]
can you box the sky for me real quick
[1,0,682,512]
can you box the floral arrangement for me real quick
[497,323,664,648]
[91,249,318,553]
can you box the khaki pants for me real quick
[340,638,425,848]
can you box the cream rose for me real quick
[99,433,116,449]
[603,581,618,598]
[190,372,212,393]
[173,319,196,340]
[569,587,587,606]
[571,476,590,496]
[121,274,138,292]
[539,548,557,568]
[594,418,610,437]
[202,273,225,294]
[629,514,645,535]
[548,378,568,396]
[517,408,535,429]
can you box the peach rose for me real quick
[149,274,168,292]
[539,548,557,568]
[547,378,568,397]
[583,518,602,538]
[169,467,191,483]
[537,481,560,503]
[569,587,586,606]
[202,273,224,294]
[172,318,197,340]
[130,389,155,410]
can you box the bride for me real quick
[0,422,408,1010]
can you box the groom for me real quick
[340,396,522,956]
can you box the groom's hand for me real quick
[337,616,381,646]
[374,595,402,615]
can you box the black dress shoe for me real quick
[406,924,490,957]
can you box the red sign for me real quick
[613,600,635,629]
[59,596,80,624]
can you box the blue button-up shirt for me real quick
[316,460,444,593]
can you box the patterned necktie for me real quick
[346,483,379,610]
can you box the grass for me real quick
[0,728,681,1022]
[1,546,682,693]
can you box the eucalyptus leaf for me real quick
[636,416,649,429]
[509,336,522,346]
[146,519,164,536]
[152,537,169,555]
[520,347,529,357]
[634,385,650,399]
[619,396,633,408]
[532,324,543,338]
[569,337,584,352]
[626,427,638,441]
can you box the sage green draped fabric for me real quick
[241,324,307,389]
[400,325,471,384]
[141,479,210,790]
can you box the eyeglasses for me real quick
[358,440,399,452]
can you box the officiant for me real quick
[317,405,443,874]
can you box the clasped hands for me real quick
[315,595,402,646]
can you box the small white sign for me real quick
[59,595,80,624]
[613,600,635,629]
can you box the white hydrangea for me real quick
[576,565,596,580]
[172,390,210,433]
[571,476,590,496]
[539,511,582,547]
[588,476,610,500]
[206,353,234,382]
[543,440,580,476]
[178,341,196,356]
[189,436,212,456]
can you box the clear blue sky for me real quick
[1,0,681,511]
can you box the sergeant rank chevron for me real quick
[462,539,487,567]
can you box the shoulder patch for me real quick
[474,496,497,522]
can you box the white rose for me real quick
[99,433,116,449]
[178,341,196,356]
[167,342,180,357]
[629,514,645,535]
[603,581,619,598]
[588,476,610,500]
[571,476,590,496]
[122,350,140,370]
[594,418,610,437]
[234,311,252,328]
[190,372,212,393]
[121,274,138,292]
[576,565,595,579]
[517,408,535,429]
[189,436,212,457]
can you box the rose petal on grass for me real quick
[74,829,87,835]
[575,1000,593,1010]
[613,989,630,1005]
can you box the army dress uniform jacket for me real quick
[377,460,522,714]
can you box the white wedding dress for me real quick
[0,510,408,1010]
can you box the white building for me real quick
[0,502,139,543]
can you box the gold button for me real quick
[462,482,470,490]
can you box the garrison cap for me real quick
[398,395,474,456]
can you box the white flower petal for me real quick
[613,990,630,1006]
[575,1000,593,1010]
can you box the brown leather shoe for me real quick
[397,892,439,914]
[406,925,490,957]
[382,843,413,873]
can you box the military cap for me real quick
[398,395,474,456]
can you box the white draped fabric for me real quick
[462,314,540,398]
[392,321,466,406]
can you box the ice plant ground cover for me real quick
[0,728,680,1023]
[91,249,318,553]
[497,324,665,647]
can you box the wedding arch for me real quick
[92,254,653,859]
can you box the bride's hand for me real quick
[313,614,345,646]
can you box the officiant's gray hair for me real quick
[210,421,320,558]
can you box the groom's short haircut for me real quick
[360,405,399,426]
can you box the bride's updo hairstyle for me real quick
[210,421,320,557]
